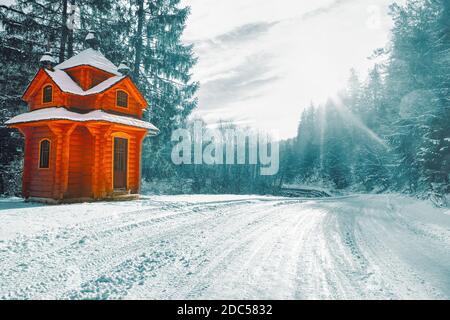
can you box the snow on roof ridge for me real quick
[40,52,56,64]
[6,107,159,133]
[45,69,84,95]
[85,31,95,40]
[55,48,120,76]
[44,69,126,96]
[84,75,126,95]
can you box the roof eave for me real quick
[21,68,45,101]
[7,118,158,132]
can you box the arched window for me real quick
[116,90,128,108]
[39,139,50,169]
[43,85,53,103]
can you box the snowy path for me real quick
[0,194,449,300]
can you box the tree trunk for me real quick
[133,0,145,82]
[59,0,68,63]
[66,0,75,58]
[67,28,73,58]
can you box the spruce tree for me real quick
[138,0,199,180]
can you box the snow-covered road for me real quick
[0,194,449,300]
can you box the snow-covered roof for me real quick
[85,32,95,41]
[6,107,159,133]
[40,52,55,64]
[84,75,126,95]
[55,48,121,76]
[117,62,130,75]
[44,69,83,94]
[44,68,125,96]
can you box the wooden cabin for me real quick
[6,32,158,203]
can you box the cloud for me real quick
[192,21,280,121]
[192,21,278,55]
[198,53,277,110]
[192,19,280,97]
[214,21,279,44]
[300,0,355,20]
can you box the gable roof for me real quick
[55,48,121,76]
[22,49,148,107]
[44,68,126,96]
[22,68,127,99]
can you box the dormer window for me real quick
[116,90,128,108]
[43,85,53,103]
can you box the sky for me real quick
[181,0,404,139]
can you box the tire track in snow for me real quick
[180,205,299,299]
[203,207,319,300]
[124,200,295,299]
[1,194,449,300]
[0,199,267,299]
[315,197,449,299]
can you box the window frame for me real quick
[42,84,53,104]
[38,139,51,169]
[116,89,129,108]
[111,132,131,190]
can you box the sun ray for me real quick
[329,94,388,149]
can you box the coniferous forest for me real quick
[280,0,450,204]
[0,0,449,205]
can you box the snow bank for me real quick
[0,200,151,242]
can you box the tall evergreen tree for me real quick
[138,0,199,180]
[0,3,51,194]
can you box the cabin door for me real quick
[113,137,128,190]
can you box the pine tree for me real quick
[322,100,353,189]
[295,105,320,181]
[421,0,450,197]
[386,1,449,197]
[0,3,51,195]
[138,0,199,180]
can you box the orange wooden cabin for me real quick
[6,32,158,203]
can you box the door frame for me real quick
[111,132,130,191]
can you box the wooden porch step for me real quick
[111,189,131,196]
[106,193,140,201]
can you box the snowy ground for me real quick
[0,194,449,300]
